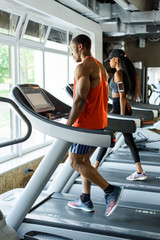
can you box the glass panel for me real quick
[46,28,67,51]
[147,67,160,105]
[0,44,14,161]
[21,122,45,151]
[0,44,10,87]
[69,33,77,86]
[45,52,68,102]
[69,55,77,84]
[20,48,43,85]
[20,47,45,150]
[0,10,19,36]
[0,102,13,159]
[24,20,48,43]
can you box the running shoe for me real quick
[105,186,124,217]
[126,171,147,181]
[68,197,94,212]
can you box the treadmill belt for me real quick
[25,194,160,240]
[105,151,160,166]
[99,170,160,192]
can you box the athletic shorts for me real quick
[69,143,96,155]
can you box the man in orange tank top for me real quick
[66,34,123,216]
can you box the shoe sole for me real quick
[67,203,94,212]
[105,187,124,217]
[126,176,147,181]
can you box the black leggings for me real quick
[97,98,140,163]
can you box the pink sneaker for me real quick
[126,171,147,181]
[68,197,94,212]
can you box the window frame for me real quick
[0,15,73,163]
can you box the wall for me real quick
[0,152,68,194]
[0,158,41,194]
[126,39,160,68]
[103,37,160,68]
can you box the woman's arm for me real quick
[119,92,127,115]
[114,70,127,115]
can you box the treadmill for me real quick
[2,84,160,240]
[65,83,160,156]
[101,114,160,171]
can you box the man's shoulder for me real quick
[74,62,87,79]
[75,62,83,72]
[76,61,89,72]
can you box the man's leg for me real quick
[68,148,124,216]
[69,150,109,190]
[67,148,96,212]
[81,148,95,194]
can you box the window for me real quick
[23,20,48,43]
[0,23,77,163]
[0,102,16,161]
[0,44,16,162]
[20,48,43,85]
[147,67,160,105]
[69,55,77,84]
[45,51,68,102]
[0,3,92,163]
[68,32,76,85]
[19,47,47,151]
[0,10,20,36]
[46,27,67,51]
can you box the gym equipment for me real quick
[2,84,159,240]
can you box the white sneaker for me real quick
[126,171,147,181]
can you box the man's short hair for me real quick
[72,34,91,50]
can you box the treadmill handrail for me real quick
[0,97,32,148]
[130,101,160,117]
[107,112,142,129]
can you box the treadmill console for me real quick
[17,84,69,120]
[17,84,54,113]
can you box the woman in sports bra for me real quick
[95,49,147,181]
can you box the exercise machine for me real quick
[2,84,159,240]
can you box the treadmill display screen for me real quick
[18,84,55,113]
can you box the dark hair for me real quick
[119,55,140,101]
[72,34,91,51]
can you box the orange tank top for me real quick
[73,56,108,129]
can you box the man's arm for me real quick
[66,65,90,126]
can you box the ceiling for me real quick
[56,0,160,41]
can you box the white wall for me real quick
[11,0,103,61]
